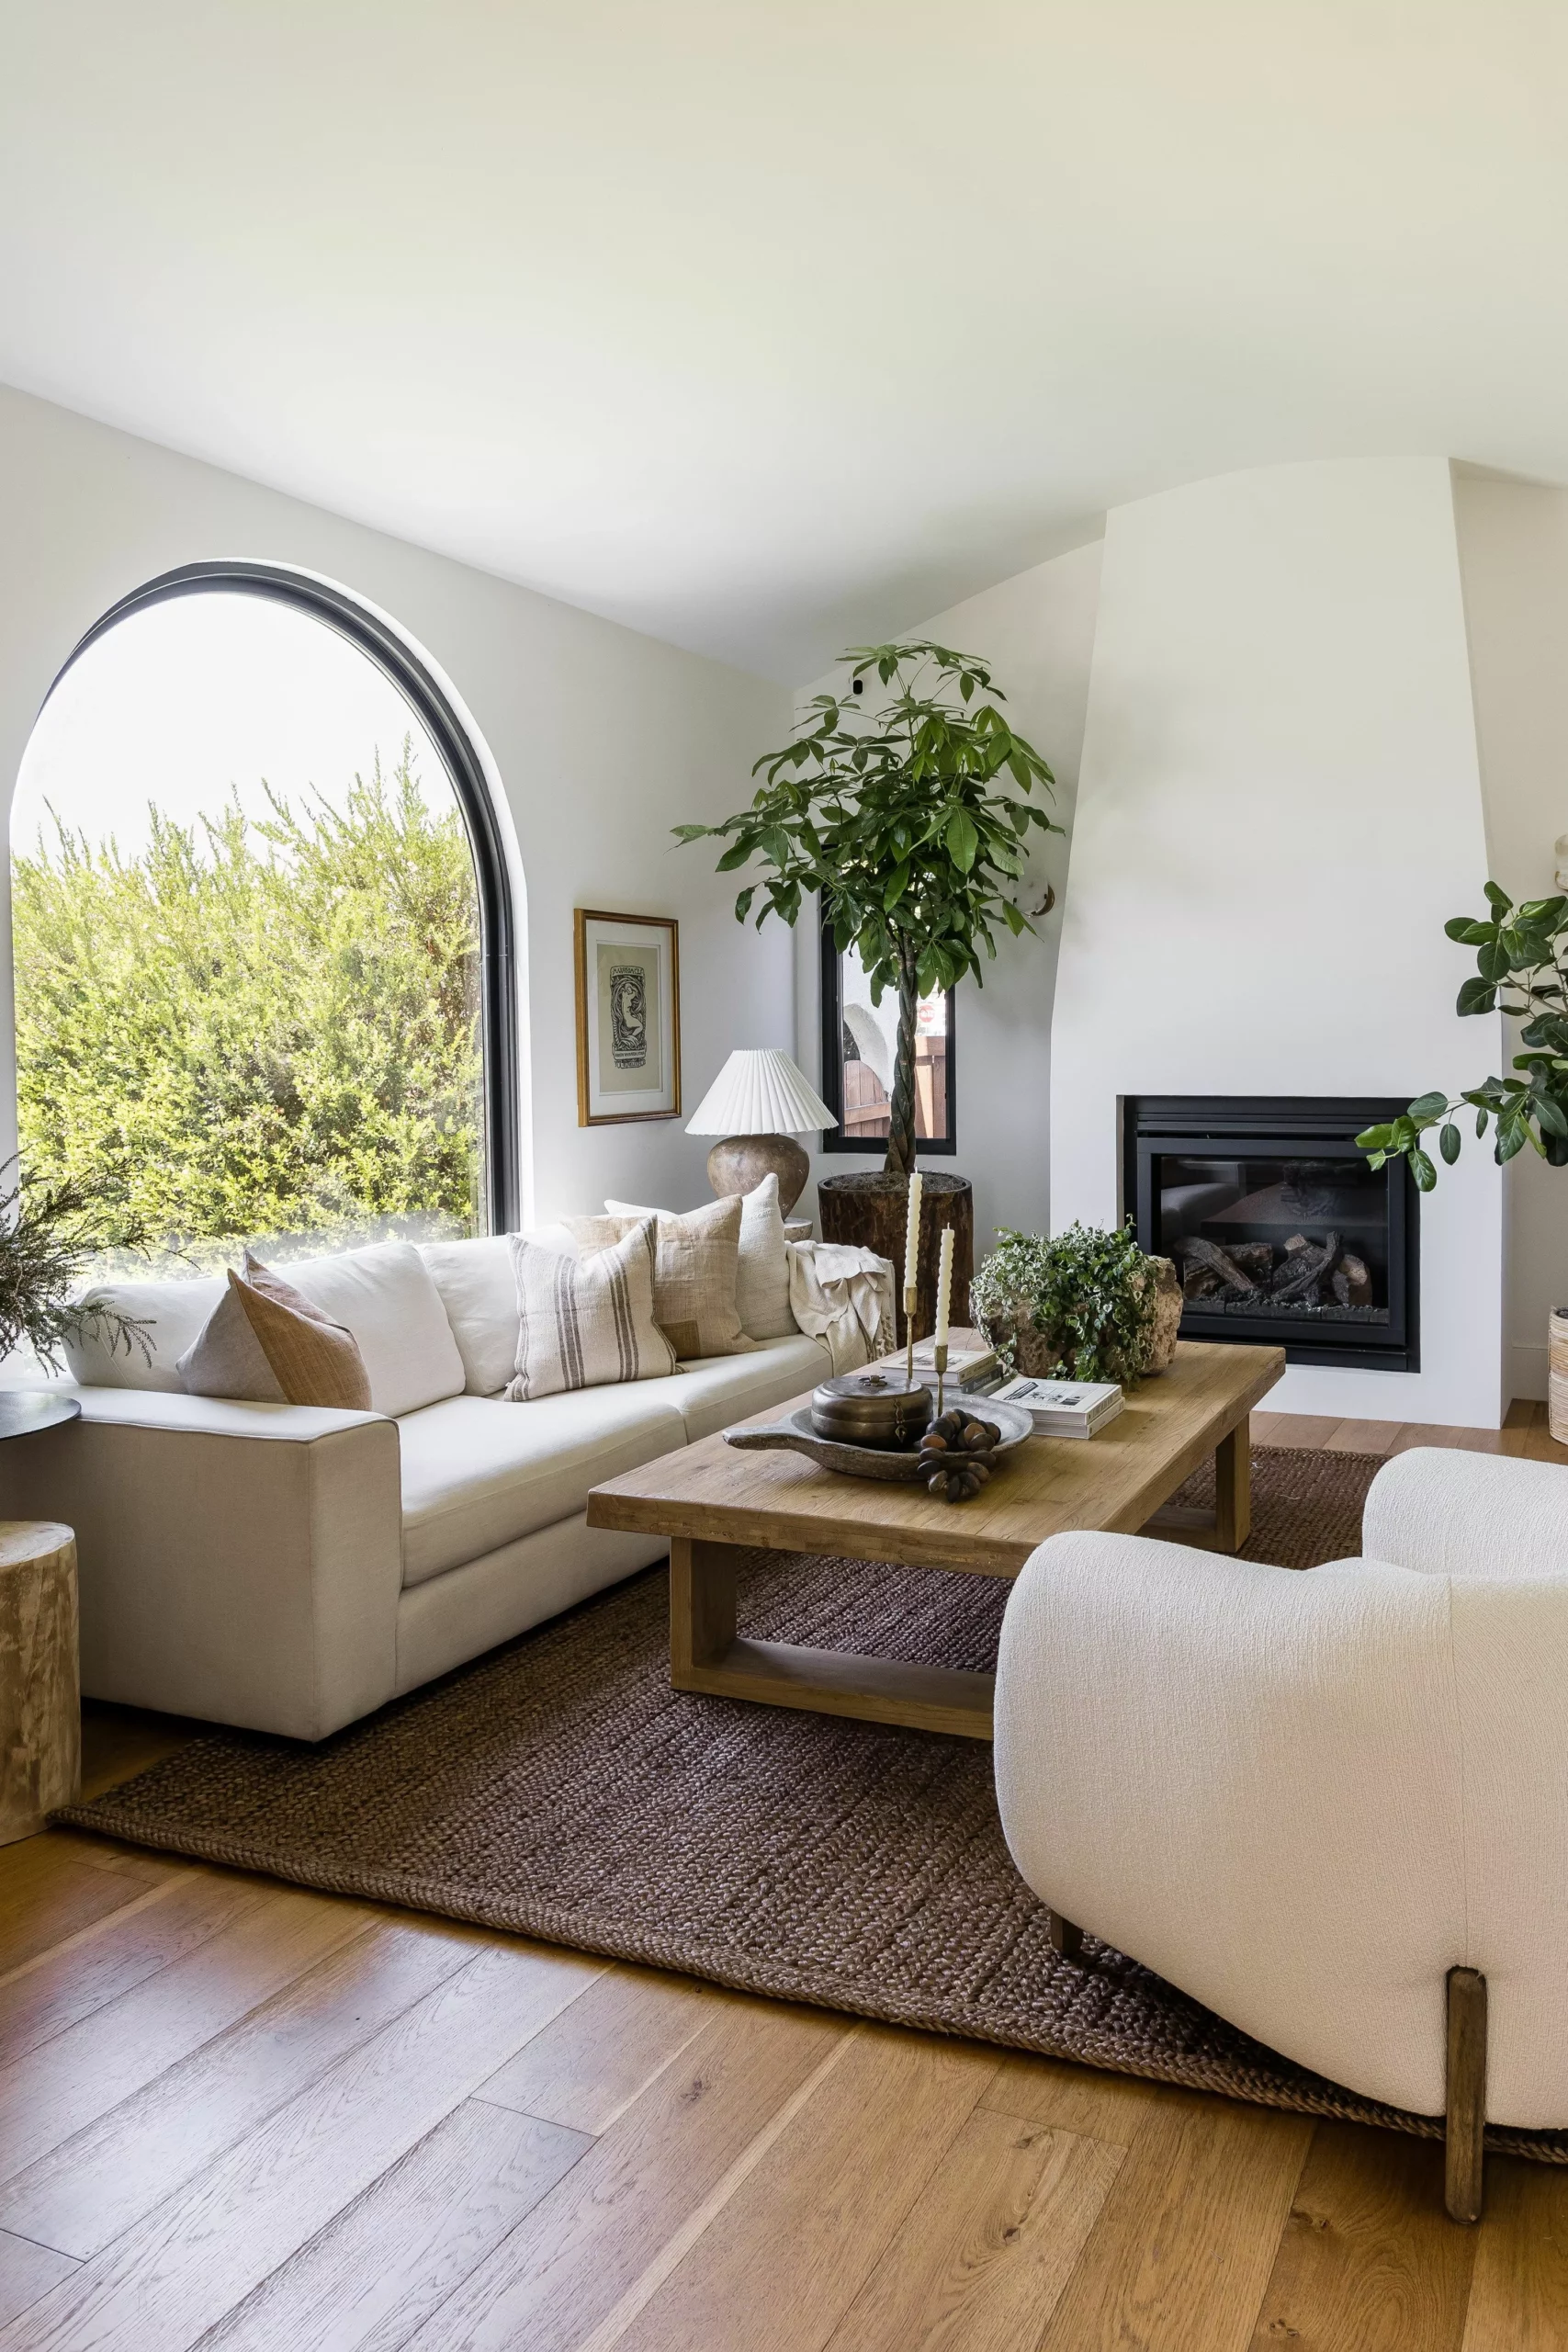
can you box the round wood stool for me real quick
[0,1521,79,1844]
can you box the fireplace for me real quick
[1123,1098,1419,1372]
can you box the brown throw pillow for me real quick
[563,1194,750,1361]
[176,1252,373,1409]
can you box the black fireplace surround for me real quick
[1123,1097,1419,1373]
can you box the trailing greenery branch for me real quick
[1359,881,1568,1189]
[0,1159,154,1370]
[673,641,1060,1179]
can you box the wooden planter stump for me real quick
[817,1171,973,1347]
[0,1521,79,1844]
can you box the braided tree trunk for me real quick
[884,947,920,1182]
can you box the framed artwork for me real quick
[574,910,682,1125]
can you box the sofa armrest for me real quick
[1362,1446,1568,1581]
[994,1529,1466,2117]
[3,1385,402,1739]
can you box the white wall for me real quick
[0,385,792,1226]
[1052,457,1505,1427]
[793,539,1103,1258]
[1453,472,1568,1399]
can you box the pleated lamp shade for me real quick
[685,1051,836,1216]
[685,1049,836,1137]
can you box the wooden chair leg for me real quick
[1048,1912,1084,1961]
[1445,1965,1487,2223]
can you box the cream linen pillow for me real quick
[607,1174,794,1342]
[506,1217,678,1401]
[569,1193,749,1361]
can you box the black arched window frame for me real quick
[45,560,520,1232]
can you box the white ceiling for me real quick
[6,3,1568,680]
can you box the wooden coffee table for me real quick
[586,1340,1284,1742]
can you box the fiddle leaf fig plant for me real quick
[673,641,1060,1179]
[1359,884,1568,1188]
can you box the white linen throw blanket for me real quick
[787,1241,896,1374]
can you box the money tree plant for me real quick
[1359,883,1568,1188]
[673,641,1059,1179]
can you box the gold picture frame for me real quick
[574,909,682,1125]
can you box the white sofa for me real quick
[993,1444,1568,2218]
[4,1233,841,1742]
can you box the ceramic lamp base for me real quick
[706,1133,809,1216]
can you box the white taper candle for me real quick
[903,1170,922,1294]
[934,1225,954,1347]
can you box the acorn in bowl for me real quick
[919,1407,1002,1501]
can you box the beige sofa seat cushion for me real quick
[635,1332,830,1443]
[65,1276,226,1392]
[399,1388,687,1588]
[283,1241,466,1419]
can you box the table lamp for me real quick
[685,1048,836,1216]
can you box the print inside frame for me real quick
[574,910,682,1125]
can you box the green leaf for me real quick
[1457,978,1498,1016]
[1439,1122,1461,1163]
[1410,1148,1438,1192]
[882,864,910,911]
[1536,1093,1568,1138]
[670,822,709,842]
[1409,1091,1450,1121]
[1484,880,1514,912]
[1479,936,1512,983]
[1356,1124,1394,1149]
[944,808,978,873]
[1477,1106,1489,1136]
[733,886,755,923]
[715,839,753,873]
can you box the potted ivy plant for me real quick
[675,640,1059,1330]
[970,1224,1182,1384]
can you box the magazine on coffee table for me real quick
[991,1376,1124,1439]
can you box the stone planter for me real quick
[975,1251,1182,1381]
[817,1170,973,1348]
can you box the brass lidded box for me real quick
[810,1370,933,1452]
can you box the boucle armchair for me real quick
[993,1445,1568,2221]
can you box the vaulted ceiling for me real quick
[5,4,1567,678]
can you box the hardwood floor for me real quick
[0,1408,1563,2349]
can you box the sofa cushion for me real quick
[608,1174,795,1341]
[398,1388,687,1587]
[177,1256,372,1409]
[570,1194,750,1360]
[283,1242,465,1419]
[637,1332,830,1443]
[66,1276,226,1392]
[421,1228,581,1396]
[507,1222,677,1401]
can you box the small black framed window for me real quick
[17,560,520,1247]
[818,922,956,1156]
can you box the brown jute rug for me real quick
[59,1444,1568,2163]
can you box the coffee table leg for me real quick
[1214,1419,1251,1553]
[670,1536,738,1681]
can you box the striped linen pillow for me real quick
[505,1216,678,1401]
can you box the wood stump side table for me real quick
[0,1521,80,1842]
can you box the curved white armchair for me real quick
[993,1446,1568,2220]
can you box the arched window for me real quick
[11,563,518,1270]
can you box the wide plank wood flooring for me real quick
[0,1405,1563,2349]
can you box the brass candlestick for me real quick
[904,1283,917,1385]
[934,1340,949,1418]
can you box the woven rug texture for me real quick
[60,1442,1567,2163]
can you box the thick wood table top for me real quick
[587,1340,1285,1577]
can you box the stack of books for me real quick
[991,1376,1124,1439]
[874,1340,1004,1393]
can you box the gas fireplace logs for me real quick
[1181,1231,1375,1316]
